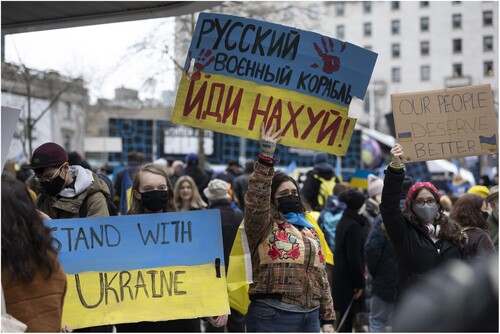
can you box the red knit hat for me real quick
[405,182,441,208]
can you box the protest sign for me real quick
[46,209,229,329]
[173,13,377,156]
[391,84,498,162]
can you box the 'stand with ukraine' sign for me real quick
[173,13,378,156]
[47,210,229,329]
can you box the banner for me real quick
[173,13,378,156]
[391,84,498,162]
[47,210,229,329]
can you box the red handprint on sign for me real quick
[311,38,346,74]
[186,49,215,81]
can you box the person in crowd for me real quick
[364,174,384,224]
[68,151,92,170]
[302,152,339,211]
[392,255,498,332]
[173,175,207,211]
[23,142,110,219]
[479,174,492,188]
[486,185,498,249]
[202,179,246,332]
[450,174,471,196]
[113,151,145,206]
[332,189,368,332]
[1,173,67,332]
[232,159,254,211]
[244,124,335,333]
[380,143,468,302]
[115,164,225,332]
[467,185,490,199]
[213,159,241,185]
[170,160,184,186]
[180,153,210,198]
[449,193,496,259]
[364,175,398,333]
[439,195,453,215]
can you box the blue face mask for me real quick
[412,203,439,223]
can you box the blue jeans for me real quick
[245,301,320,332]
[369,295,394,332]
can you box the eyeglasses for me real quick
[34,164,64,183]
[414,198,437,207]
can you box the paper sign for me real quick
[46,210,229,329]
[391,84,498,162]
[173,13,377,156]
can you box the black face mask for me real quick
[41,175,66,197]
[277,195,302,214]
[140,190,169,212]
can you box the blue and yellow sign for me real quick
[173,13,378,156]
[47,210,229,329]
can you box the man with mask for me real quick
[24,142,110,219]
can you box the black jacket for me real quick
[380,169,467,301]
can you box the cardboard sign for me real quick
[173,13,377,156]
[46,210,229,329]
[391,84,498,162]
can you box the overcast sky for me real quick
[4,17,177,103]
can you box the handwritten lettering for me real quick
[137,221,192,246]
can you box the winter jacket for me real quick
[462,227,496,259]
[365,215,398,302]
[380,169,467,300]
[36,165,110,219]
[244,161,335,324]
[2,256,67,332]
[232,172,251,211]
[332,208,368,312]
[302,163,337,211]
[208,198,243,272]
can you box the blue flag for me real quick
[119,168,132,215]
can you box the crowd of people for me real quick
[2,135,498,332]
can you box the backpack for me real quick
[79,173,118,217]
[318,196,346,251]
[313,174,336,209]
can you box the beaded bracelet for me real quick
[258,153,280,163]
[389,161,405,169]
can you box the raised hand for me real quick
[260,123,283,158]
[390,143,405,165]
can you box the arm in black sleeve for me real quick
[380,168,406,244]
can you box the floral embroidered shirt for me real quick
[244,161,335,323]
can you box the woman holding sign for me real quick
[115,164,226,333]
[380,143,469,301]
[244,124,335,333]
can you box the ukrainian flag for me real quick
[398,131,412,142]
[350,169,374,189]
[119,169,132,215]
[479,134,498,151]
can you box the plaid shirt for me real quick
[244,161,335,323]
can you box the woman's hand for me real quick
[260,123,283,158]
[207,314,228,328]
[322,324,334,333]
[390,143,405,165]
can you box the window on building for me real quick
[484,61,494,77]
[420,17,430,31]
[483,10,493,26]
[420,1,429,7]
[453,39,462,53]
[63,102,71,120]
[420,41,430,56]
[452,14,462,29]
[363,1,372,13]
[336,25,345,39]
[335,2,345,16]
[392,67,401,82]
[364,22,372,37]
[453,63,463,77]
[391,1,400,10]
[391,20,400,34]
[484,35,493,52]
[421,65,431,81]
[63,134,71,150]
[392,43,400,58]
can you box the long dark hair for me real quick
[129,164,176,214]
[450,194,488,231]
[403,185,467,246]
[1,173,58,282]
[270,172,310,213]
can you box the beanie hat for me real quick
[339,189,366,211]
[313,152,328,165]
[367,174,384,197]
[23,142,68,171]
[185,153,199,166]
[204,179,230,201]
[405,182,441,208]
[486,185,499,202]
[467,185,490,198]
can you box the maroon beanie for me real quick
[23,142,68,171]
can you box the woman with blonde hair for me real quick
[173,175,207,211]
